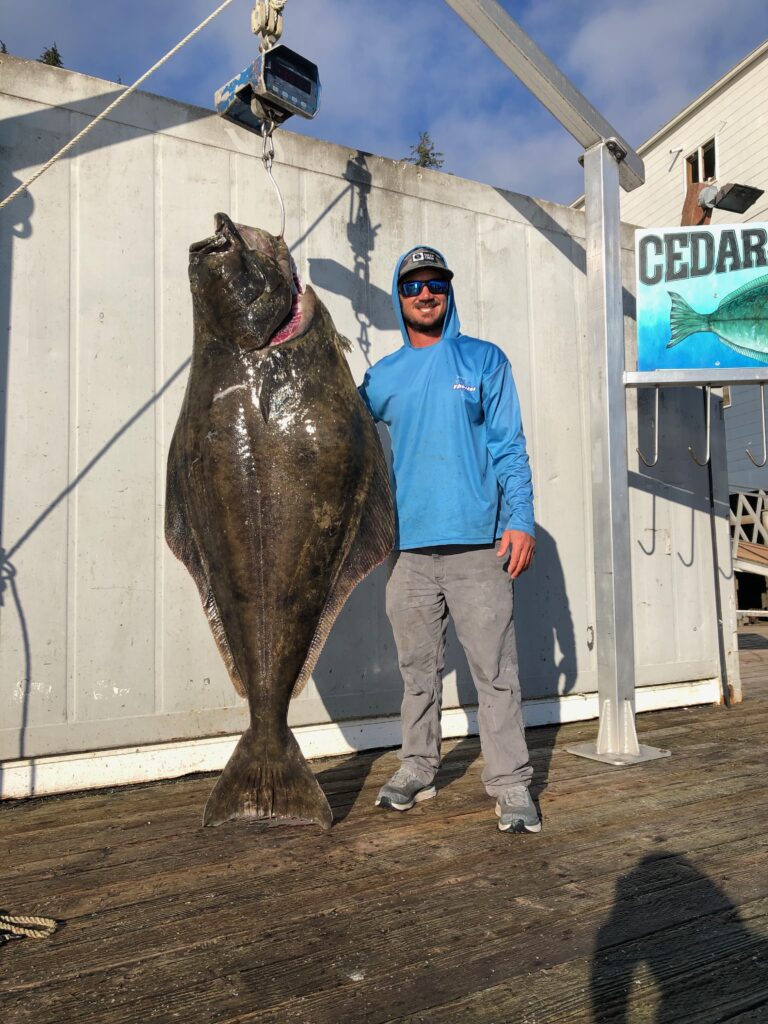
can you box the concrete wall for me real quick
[0,57,737,794]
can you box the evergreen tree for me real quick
[39,42,63,67]
[0,41,7,54]
[405,131,444,170]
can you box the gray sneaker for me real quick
[495,784,541,833]
[375,767,436,812]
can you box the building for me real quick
[578,40,768,492]
[573,39,768,612]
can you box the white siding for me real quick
[620,42,768,229]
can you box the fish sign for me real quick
[635,224,768,372]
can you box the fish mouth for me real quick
[190,214,309,347]
[266,250,304,347]
[188,213,238,257]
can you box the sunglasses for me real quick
[398,278,451,298]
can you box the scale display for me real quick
[215,45,321,132]
[635,223,768,372]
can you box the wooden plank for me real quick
[0,631,767,1023]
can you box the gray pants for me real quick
[385,544,532,797]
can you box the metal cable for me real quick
[260,118,286,238]
[0,0,238,212]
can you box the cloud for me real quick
[561,0,768,144]
[2,0,766,208]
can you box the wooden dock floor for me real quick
[2,631,768,1023]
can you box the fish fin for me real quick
[717,271,768,307]
[165,439,247,699]
[256,375,276,422]
[712,335,768,364]
[203,727,333,829]
[667,291,708,348]
[337,333,353,353]
[291,425,394,699]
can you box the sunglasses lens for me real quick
[400,279,450,297]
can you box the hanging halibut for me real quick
[166,214,394,829]
[668,274,768,361]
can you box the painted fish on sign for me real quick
[166,214,394,830]
[635,224,768,372]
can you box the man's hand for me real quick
[497,529,535,578]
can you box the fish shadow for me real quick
[314,748,388,824]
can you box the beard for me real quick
[402,306,446,335]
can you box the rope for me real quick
[0,911,59,941]
[252,0,288,50]
[0,0,238,212]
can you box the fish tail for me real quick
[203,727,333,830]
[667,291,707,348]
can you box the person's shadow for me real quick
[514,525,577,811]
[591,852,768,1021]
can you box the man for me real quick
[359,245,539,834]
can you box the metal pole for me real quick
[442,0,644,192]
[566,142,669,765]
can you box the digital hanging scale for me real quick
[215,45,321,133]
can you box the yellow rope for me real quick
[0,0,238,212]
[0,911,59,940]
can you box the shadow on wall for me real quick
[0,124,396,779]
[1,103,581,805]
[493,185,637,320]
[516,525,577,802]
[308,152,398,364]
[0,168,35,777]
[312,523,577,819]
[591,851,768,1021]
[0,88,234,785]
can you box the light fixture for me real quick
[698,182,764,215]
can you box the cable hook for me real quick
[746,382,768,468]
[260,118,285,238]
[688,385,712,467]
[637,385,660,468]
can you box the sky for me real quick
[2,0,768,205]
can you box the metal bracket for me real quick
[688,385,712,466]
[746,382,767,468]
[605,137,627,163]
[566,700,671,766]
[637,385,660,467]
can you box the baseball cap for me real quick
[398,248,454,282]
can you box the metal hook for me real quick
[260,118,286,238]
[688,385,711,466]
[637,385,660,467]
[747,382,768,468]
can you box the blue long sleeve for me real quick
[359,335,534,549]
[483,361,535,537]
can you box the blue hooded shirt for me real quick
[359,245,534,550]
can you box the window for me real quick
[686,138,716,184]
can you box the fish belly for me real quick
[713,288,768,355]
[191,372,374,724]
